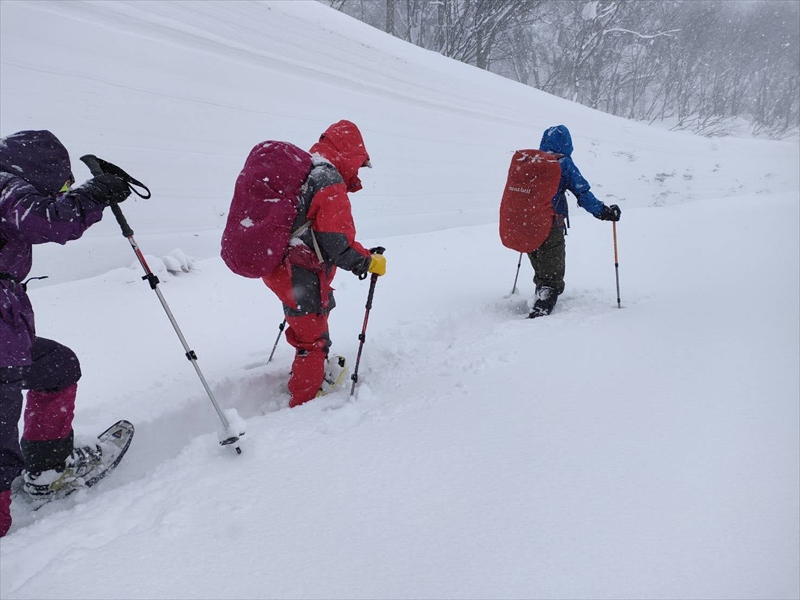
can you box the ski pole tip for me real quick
[219,433,243,450]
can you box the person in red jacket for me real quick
[263,120,386,408]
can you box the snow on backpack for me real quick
[499,149,562,253]
[221,141,313,278]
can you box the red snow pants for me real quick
[285,313,331,408]
[0,337,80,537]
[0,337,80,492]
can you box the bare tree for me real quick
[320,0,799,138]
[386,0,396,35]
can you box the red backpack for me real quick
[499,149,562,253]
[221,141,313,278]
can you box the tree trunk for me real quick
[386,0,396,36]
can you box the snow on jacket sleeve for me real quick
[306,176,371,276]
[0,174,104,246]
[559,157,604,217]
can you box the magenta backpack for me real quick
[221,141,313,278]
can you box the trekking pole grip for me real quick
[80,154,104,177]
[80,154,135,237]
[365,246,384,308]
[110,203,134,238]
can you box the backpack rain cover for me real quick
[499,149,561,253]
[221,141,312,278]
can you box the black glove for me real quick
[598,204,621,222]
[83,173,131,207]
[369,246,386,255]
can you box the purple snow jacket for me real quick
[0,130,105,366]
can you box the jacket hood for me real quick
[0,130,73,196]
[310,120,370,192]
[539,125,573,157]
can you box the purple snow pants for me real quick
[0,337,81,491]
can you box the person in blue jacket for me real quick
[528,125,621,318]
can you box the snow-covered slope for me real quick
[1,2,798,598]
[3,1,795,286]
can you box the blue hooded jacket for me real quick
[539,125,604,220]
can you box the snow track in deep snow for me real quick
[1,1,798,597]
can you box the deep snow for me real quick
[0,1,798,599]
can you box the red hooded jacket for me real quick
[263,120,372,313]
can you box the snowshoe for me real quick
[23,443,104,497]
[17,420,134,506]
[528,286,558,318]
[317,355,348,397]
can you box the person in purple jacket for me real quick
[0,130,130,537]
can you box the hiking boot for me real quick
[528,286,558,319]
[317,355,347,397]
[22,444,104,497]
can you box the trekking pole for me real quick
[80,155,243,454]
[267,319,286,363]
[612,221,621,308]
[510,252,523,295]
[350,247,385,396]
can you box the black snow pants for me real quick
[527,219,566,295]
